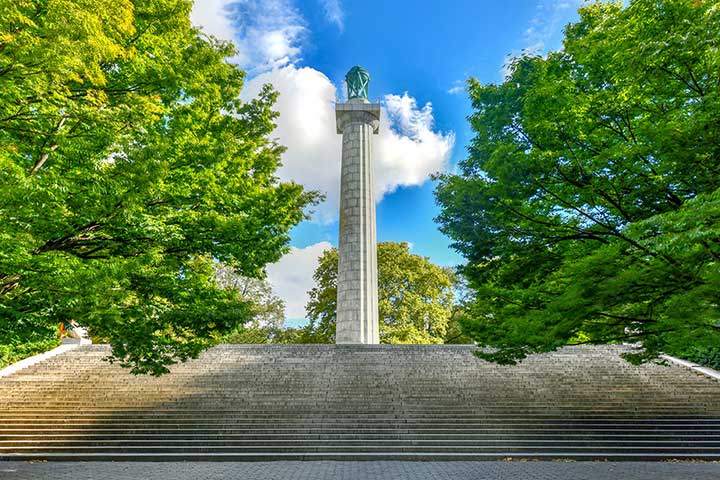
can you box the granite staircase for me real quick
[1,344,719,461]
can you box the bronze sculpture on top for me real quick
[345,65,370,100]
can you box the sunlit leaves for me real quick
[435,0,720,364]
[0,0,318,374]
[304,242,457,344]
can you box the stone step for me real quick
[1,344,719,461]
[2,426,720,438]
[5,432,719,440]
[3,445,720,455]
[4,424,720,434]
[5,427,719,436]
[3,403,717,410]
[9,407,715,412]
[1,452,720,462]
[4,439,720,447]
[1,415,715,423]
[2,413,718,421]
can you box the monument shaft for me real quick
[335,99,380,344]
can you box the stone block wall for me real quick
[335,102,380,344]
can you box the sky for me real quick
[190,0,586,324]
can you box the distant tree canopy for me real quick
[303,242,459,344]
[0,0,317,374]
[435,0,720,365]
[215,264,290,344]
[215,264,286,330]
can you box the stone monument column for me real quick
[335,66,380,344]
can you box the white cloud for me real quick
[241,66,341,222]
[266,241,333,320]
[447,80,465,95]
[242,66,454,223]
[501,0,585,79]
[190,0,237,46]
[191,0,306,71]
[191,1,455,320]
[319,0,344,30]
[376,93,455,198]
[525,0,585,52]
[192,2,453,221]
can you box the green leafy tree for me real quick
[0,0,317,374]
[215,264,286,329]
[224,324,308,345]
[434,0,720,365]
[215,263,292,344]
[442,274,475,344]
[304,242,457,344]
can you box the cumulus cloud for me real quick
[376,93,455,198]
[241,66,341,222]
[242,66,454,222]
[266,242,333,320]
[319,0,344,30]
[192,2,453,219]
[190,0,237,46]
[191,0,306,71]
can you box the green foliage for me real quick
[216,267,297,344]
[0,0,317,374]
[224,324,306,344]
[224,323,274,344]
[304,242,458,344]
[0,338,60,369]
[679,345,720,371]
[434,0,720,364]
[215,264,286,329]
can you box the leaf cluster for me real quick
[303,242,458,344]
[0,0,318,374]
[434,0,720,364]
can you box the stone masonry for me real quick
[1,344,720,461]
[335,99,381,344]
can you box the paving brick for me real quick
[1,460,720,480]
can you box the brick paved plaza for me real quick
[2,461,720,480]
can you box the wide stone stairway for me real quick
[1,344,719,461]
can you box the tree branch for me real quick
[29,116,67,175]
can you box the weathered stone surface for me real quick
[1,344,719,461]
[335,98,381,344]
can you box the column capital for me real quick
[336,102,381,134]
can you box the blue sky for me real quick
[191,0,585,322]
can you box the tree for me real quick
[304,242,457,344]
[215,264,285,329]
[215,263,291,344]
[434,0,720,365]
[0,0,317,374]
[441,273,475,345]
